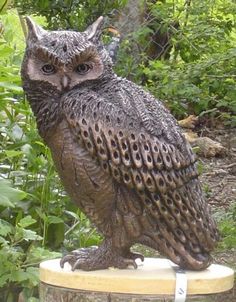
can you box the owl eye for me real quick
[76,63,91,74]
[41,64,56,75]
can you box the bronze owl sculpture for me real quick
[21,16,219,271]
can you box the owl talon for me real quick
[60,247,98,268]
[60,254,76,268]
[60,240,141,271]
[123,259,138,269]
[72,259,82,271]
[128,251,144,262]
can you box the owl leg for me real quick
[60,239,139,271]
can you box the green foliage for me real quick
[0,179,27,207]
[0,180,61,302]
[214,204,236,250]
[116,0,236,124]
[14,0,127,29]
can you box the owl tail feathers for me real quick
[139,234,212,271]
[178,252,212,271]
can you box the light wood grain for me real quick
[40,258,234,295]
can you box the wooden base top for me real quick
[40,258,234,295]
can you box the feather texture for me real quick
[61,81,218,269]
[21,17,219,271]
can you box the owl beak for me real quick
[61,75,70,89]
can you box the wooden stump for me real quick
[39,258,234,302]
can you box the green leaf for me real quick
[64,210,79,220]
[47,222,64,248]
[5,150,23,158]
[15,226,43,242]
[10,270,30,283]
[25,267,39,286]
[0,235,8,244]
[0,219,13,236]
[11,124,25,140]
[0,82,23,93]
[26,246,61,263]
[0,195,15,207]
[28,298,39,302]
[22,229,43,241]
[0,45,13,57]
[0,180,27,207]
[0,273,10,287]
[47,215,64,224]
[18,215,37,228]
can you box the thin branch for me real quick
[219,163,236,170]
[206,75,236,78]
[0,0,8,14]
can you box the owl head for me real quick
[21,17,112,93]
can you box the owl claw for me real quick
[72,259,82,271]
[60,254,75,268]
[60,247,98,268]
[60,241,141,271]
[127,251,144,262]
[123,258,138,269]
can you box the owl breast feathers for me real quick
[21,16,219,271]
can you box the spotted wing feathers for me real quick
[62,90,219,269]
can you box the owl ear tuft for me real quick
[84,16,104,41]
[25,17,46,43]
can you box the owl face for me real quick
[23,17,107,92]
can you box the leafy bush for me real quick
[116,0,236,124]
[0,180,60,301]
[13,0,236,124]
[14,0,127,29]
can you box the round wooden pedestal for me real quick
[39,258,234,302]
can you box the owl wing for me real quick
[62,88,218,267]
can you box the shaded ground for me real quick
[199,128,236,210]
[199,128,236,302]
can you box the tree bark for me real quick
[40,282,233,302]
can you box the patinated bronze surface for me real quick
[21,17,219,271]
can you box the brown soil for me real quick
[199,128,236,210]
[198,128,236,302]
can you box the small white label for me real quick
[174,268,187,302]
